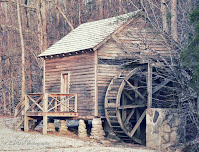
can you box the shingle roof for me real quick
[38,11,139,57]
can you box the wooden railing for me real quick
[14,93,78,130]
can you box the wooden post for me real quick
[75,94,77,112]
[43,60,45,93]
[147,63,152,108]
[94,50,98,117]
[24,95,29,132]
[43,93,48,135]
[136,109,141,137]
[55,97,57,112]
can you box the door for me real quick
[61,73,70,111]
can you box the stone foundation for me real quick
[146,108,184,149]
[78,119,87,138]
[90,118,105,140]
[59,120,68,134]
[47,119,55,132]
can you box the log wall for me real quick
[45,51,95,117]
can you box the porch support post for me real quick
[24,95,29,132]
[43,93,48,135]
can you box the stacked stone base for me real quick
[90,118,105,140]
[78,119,87,138]
[59,120,68,134]
[47,119,55,132]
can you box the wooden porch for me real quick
[14,93,78,134]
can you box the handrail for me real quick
[14,93,78,130]
[15,93,78,115]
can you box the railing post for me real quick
[55,96,57,112]
[24,95,29,132]
[75,94,77,113]
[43,93,48,135]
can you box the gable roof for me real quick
[38,11,140,58]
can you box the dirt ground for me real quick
[0,117,160,152]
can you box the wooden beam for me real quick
[136,109,141,137]
[130,110,146,137]
[24,96,29,132]
[15,105,25,117]
[147,63,152,108]
[75,94,78,112]
[123,90,133,101]
[43,60,45,93]
[15,117,24,130]
[43,93,48,135]
[152,78,172,94]
[28,95,43,112]
[124,109,135,124]
[15,96,25,109]
[94,50,98,116]
[118,104,146,109]
[125,80,145,100]
[27,95,43,111]
[122,94,127,121]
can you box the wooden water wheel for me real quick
[105,64,179,144]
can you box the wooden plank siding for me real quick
[97,18,171,116]
[45,52,95,117]
[44,18,172,118]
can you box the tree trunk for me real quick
[171,0,178,41]
[78,0,81,25]
[119,0,123,14]
[0,50,6,115]
[17,0,26,98]
[41,0,48,51]
[161,0,169,33]
[28,53,33,93]
[98,0,103,19]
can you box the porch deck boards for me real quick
[26,111,78,117]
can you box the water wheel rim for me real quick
[105,66,147,144]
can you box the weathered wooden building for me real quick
[15,11,178,145]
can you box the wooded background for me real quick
[0,0,198,117]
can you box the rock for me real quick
[163,133,170,142]
[163,124,171,133]
[170,131,177,142]
[147,108,153,117]
[146,124,153,134]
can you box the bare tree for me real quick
[16,0,25,98]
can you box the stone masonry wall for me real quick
[146,108,184,149]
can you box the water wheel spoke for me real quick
[118,104,146,109]
[123,90,133,101]
[129,110,146,137]
[124,109,135,124]
[124,80,145,100]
